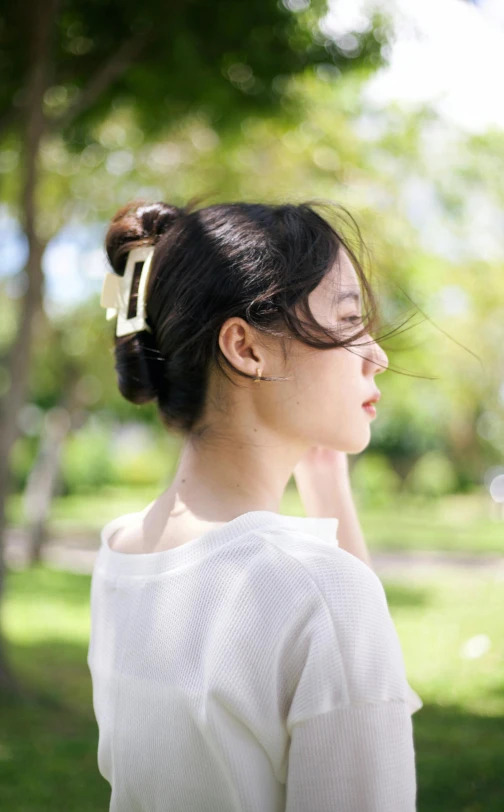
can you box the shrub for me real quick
[404,451,458,498]
[350,452,401,508]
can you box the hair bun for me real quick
[137,202,181,241]
[114,329,167,407]
[105,199,181,276]
[105,199,180,407]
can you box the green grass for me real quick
[359,494,504,554]
[6,485,160,534]
[0,566,109,810]
[7,486,504,553]
[1,564,503,810]
[387,573,504,811]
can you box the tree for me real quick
[0,0,387,690]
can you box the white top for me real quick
[87,509,422,812]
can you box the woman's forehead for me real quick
[326,251,360,299]
[308,252,361,320]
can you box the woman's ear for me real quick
[218,317,266,379]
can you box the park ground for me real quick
[1,488,503,811]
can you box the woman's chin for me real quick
[350,429,371,454]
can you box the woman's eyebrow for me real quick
[336,291,361,304]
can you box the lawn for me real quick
[1,564,503,811]
[6,485,504,554]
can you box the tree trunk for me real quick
[24,406,72,565]
[24,365,89,566]
[0,0,59,693]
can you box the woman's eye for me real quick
[343,315,362,323]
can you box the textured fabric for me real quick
[87,509,422,812]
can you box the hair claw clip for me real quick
[100,245,155,337]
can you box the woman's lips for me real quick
[362,402,377,417]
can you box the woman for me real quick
[87,197,422,812]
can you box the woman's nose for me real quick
[374,341,388,373]
[368,338,388,374]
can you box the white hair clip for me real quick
[100,245,155,337]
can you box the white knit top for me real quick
[87,509,422,812]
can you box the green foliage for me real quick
[350,451,401,507]
[60,425,114,494]
[109,446,170,488]
[2,1,503,492]
[1,0,387,147]
[9,437,39,491]
[405,451,459,498]
[0,284,20,351]
[59,421,176,494]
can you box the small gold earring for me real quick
[254,367,262,383]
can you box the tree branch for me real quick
[50,32,149,131]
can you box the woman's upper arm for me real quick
[285,700,417,812]
[284,546,419,810]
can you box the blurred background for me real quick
[0,0,503,809]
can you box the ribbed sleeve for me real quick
[284,543,415,727]
[278,540,418,810]
[285,701,416,811]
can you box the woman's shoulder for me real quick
[255,521,392,652]
[263,524,414,722]
[264,520,385,604]
[100,509,147,552]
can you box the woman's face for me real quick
[261,249,389,455]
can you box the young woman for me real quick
[87,198,422,812]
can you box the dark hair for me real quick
[104,196,387,438]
